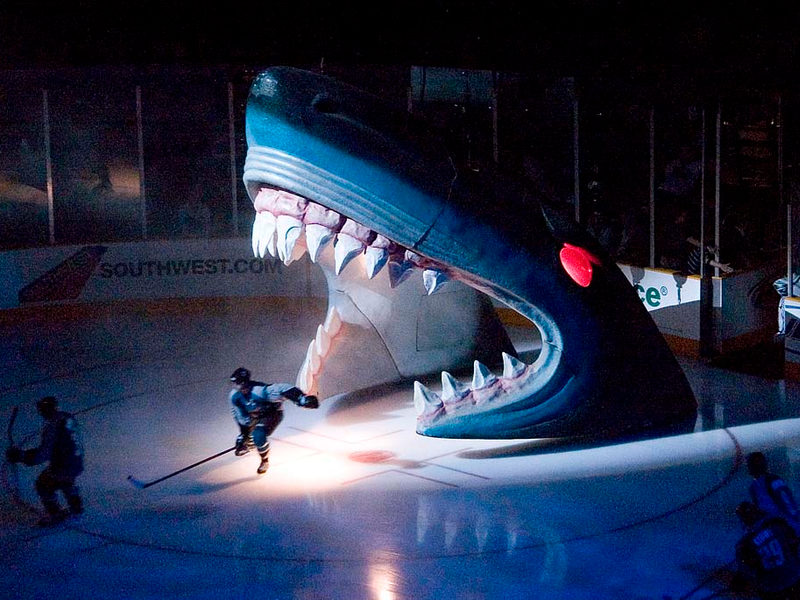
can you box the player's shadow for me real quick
[174,476,259,495]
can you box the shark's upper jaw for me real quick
[243,66,698,441]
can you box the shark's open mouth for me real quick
[247,184,566,438]
[243,67,698,441]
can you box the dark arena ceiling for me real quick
[2,1,799,87]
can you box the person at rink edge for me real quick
[734,501,800,599]
[6,396,84,526]
[747,451,800,534]
[229,367,319,474]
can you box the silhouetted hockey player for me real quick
[747,451,800,534]
[734,501,800,599]
[229,367,319,474]
[6,396,84,526]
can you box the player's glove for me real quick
[5,446,23,463]
[298,395,319,409]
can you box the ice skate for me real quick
[68,496,83,516]
[235,437,254,456]
[235,444,250,457]
[38,508,70,528]
[257,456,269,474]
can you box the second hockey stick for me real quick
[4,406,21,502]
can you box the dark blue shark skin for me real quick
[243,66,697,441]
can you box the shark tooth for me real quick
[251,211,264,257]
[276,214,304,264]
[306,340,321,375]
[315,324,331,357]
[502,352,527,379]
[423,268,449,295]
[441,371,470,403]
[388,257,414,288]
[324,307,342,337]
[254,211,277,258]
[334,233,365,275]
[365,246,389,279]
[296,359,314,394]
[413,381,443,418]
[305,223,335,263]
[471,361,498,390]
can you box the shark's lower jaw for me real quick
[246,179,582,440]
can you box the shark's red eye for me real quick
[560,243,599,288]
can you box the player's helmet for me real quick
[36,396,58,416]
[746,451,768,476]
[230,367,251,385]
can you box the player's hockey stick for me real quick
[4,406,21,502]
[6,406,17,446]
[127,446,236,489]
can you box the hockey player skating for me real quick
[229,367,319,474]
[5,396,84,526]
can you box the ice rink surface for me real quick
[2,298,800,599]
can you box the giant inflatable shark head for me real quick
[243,66,697,440]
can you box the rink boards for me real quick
[0,240,782,359]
